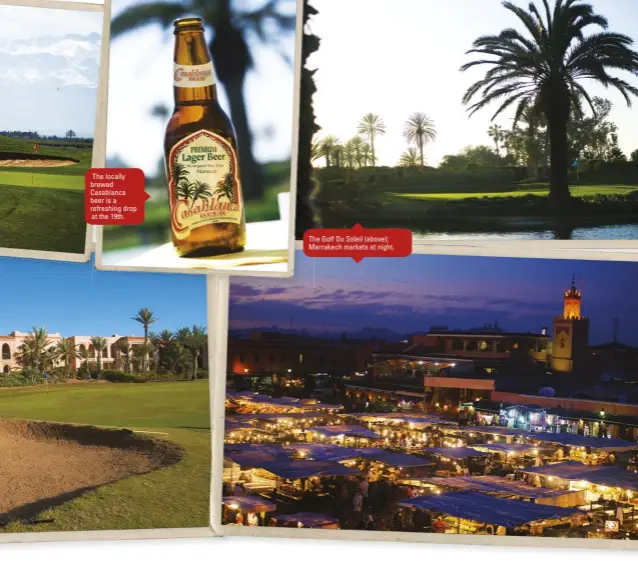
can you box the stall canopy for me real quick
[311,426,381,439]
[222,496,276,513]
[424,447,490,459]
[528,433,638,452]
[347,413,452,427]
[254,460,360,479]
[418,476,580,500]
[399,492,578,528]
[520,461,638,491]
[284,443,365,462]
[275,512,339,528]
[469,443,544,455]
[358,449,434,468]
[466,426,638,452]
[224,444,289,466]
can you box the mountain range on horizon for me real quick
[0,33,100,137]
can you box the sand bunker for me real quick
[0,419,183,522]
[0,159,75,168]
[0,152,78,168]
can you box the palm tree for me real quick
[15,327,51,372]
[461,0,638,204]
[342,140,356,168]
[53,339,78,379]
[357,113,386,166]
[191,181,212,203]
[320,135,340,167]
[177,326,207,380]
[360,143,372,167]
[311,139,323,164]
[90,337,107,377]
[112,1,296,201]
[78,346,90,377]
[403,113,437,166]
[175,181,195,201]
[117,340,132,372]
[349,136,366,168]
[152,329,174,371]
[488,124,505,156]
[131,308,159,372]
[398,148,421,167]
[213,173,237,203]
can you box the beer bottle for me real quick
[165,17,246,257]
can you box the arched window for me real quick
[79,344,86,354]
[2,365,8,374]
[89,345,96,358]
[1,343,10,360]
[102,347,108,358]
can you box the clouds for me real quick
[229,252,638,344]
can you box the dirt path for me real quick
[0,159,75,168]
[0,419,182,521]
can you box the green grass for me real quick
[0,380,211,532]
[0,171,83,190]
[0,135,92,253]
[394,184,637,201]
[0,185,85,253]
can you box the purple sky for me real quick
[229,252,638,345]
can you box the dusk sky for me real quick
[0,257,205,337]
[230,252,638,346]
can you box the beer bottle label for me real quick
[168,129,242,240]
[173,63,215,87]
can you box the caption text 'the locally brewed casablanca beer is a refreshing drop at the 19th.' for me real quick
[164,18,246,257]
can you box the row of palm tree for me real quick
[313,112,437,169]
[12,308,208,382]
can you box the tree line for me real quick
[10,307,207,385]
[313,112,437,169]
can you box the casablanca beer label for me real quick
[168,130,242,240]
[173,63,215,88]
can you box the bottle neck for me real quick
[173,30,217,105]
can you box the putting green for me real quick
[0,170,83,190]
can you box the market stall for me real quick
[413,476,586,507]
[421,447,490,475]
[222,496,276,526]
[308,425,381,447]
[398,491,584,536]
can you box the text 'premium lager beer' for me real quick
[165,18,246,257]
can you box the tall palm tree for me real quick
[112,1,296,201]
[461,0,638,203]
[90,337,107,377]
[320,135,340,167]
[54,339,79,379]
[360,143,372,167]
[311,139,323,164]
[357,113,386,166]
[398,148,421,167]
[131,308,159,372]
[403,113,437,166]
[117,340,132,373]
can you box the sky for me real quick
[309,0,638,167]
[230,251,638,346]
[0,4,102,137]
[106,0,297,174]
[0,256,206,337]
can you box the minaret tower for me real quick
[551,276,589,373]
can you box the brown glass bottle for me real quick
[164,17,246,257]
